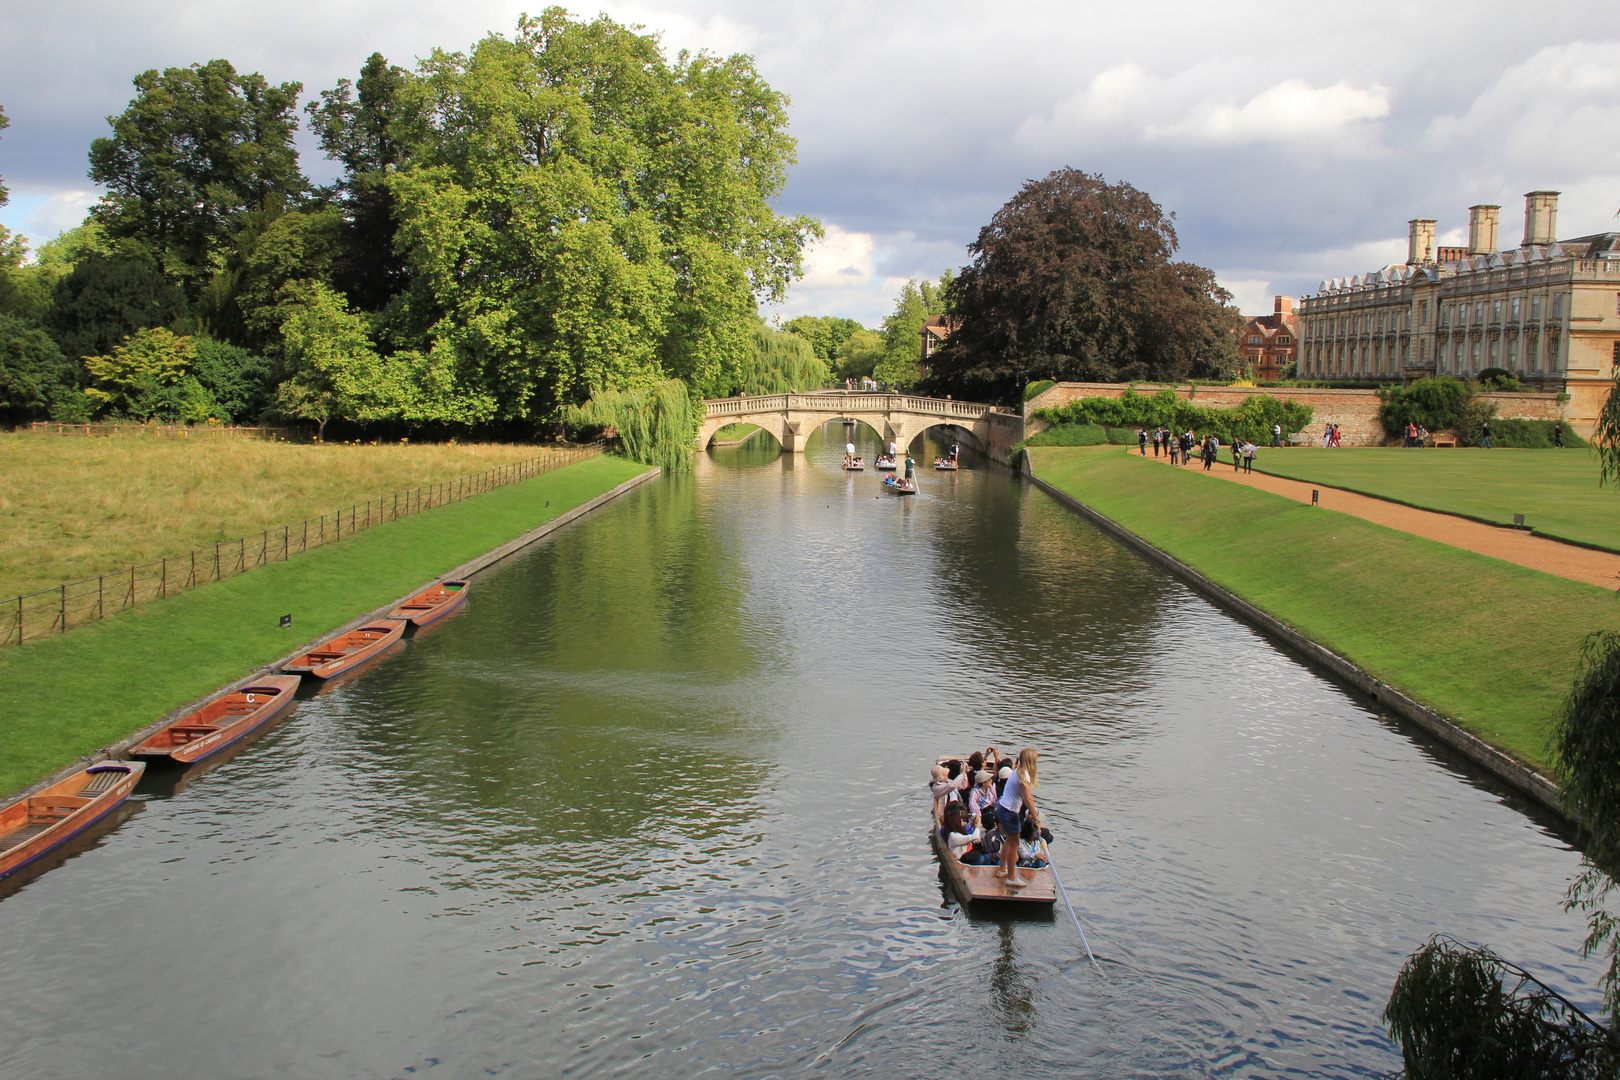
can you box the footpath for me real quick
[0,455,655,797]
[1145,451,1620,591]
[1026,446,1620,809]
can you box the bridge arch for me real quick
[698,392,1020,460]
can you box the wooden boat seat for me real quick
[27,795,91,822]
[169,724,219,740]
[306,650,348,660]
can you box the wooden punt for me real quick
[282,622,404,680]
[844,460,866,471]
[883,476,917,495]
[129,674,303,765]
[934,459,959,471]
[387,579,470,627]
[929,754,1055,906]
[875,457,898,471]
[0,762,145,880]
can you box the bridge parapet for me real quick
[698,391,1020,462]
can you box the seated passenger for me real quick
[1017,816,1050,870]
[929,764,967,820]
[968,769,998,828]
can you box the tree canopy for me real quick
[88,60,307,292]
[923,169,1240,401]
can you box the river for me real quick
[0,426,1601,1078]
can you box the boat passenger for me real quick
[996,748,1041,888]
[968,769,998,828]
[1017,816,1050,870]
[940,804,984,862]
[929,764,967,820]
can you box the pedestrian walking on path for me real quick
[1231,439,1242,471]
[1242,440,1256,473]
[1138,429,1147,456]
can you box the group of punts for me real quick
[929,753,1056,907]
[0,578,472,886]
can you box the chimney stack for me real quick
[1522,190,1560,246]
[1467,205,1500,255]
[1274,296,1293,316]
[1407,219,1436,265]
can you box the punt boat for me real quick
[934,459,959,471]
[844,458,866,471]
[0,762,145,880]
[929,754,1055,906]
[883,476,917,495]
[129,674,303,765]
[387,580,470,627]
[875,456,898,471]
[282,622,404,680]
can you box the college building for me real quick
[1238,296,1300,380]
[1296,190,1620,432]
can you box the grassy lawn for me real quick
[0,454,652,796]
[1251,447,1618,552]
[0,431,580,599]
[712,422,761,443]
[1030,446,1620,774]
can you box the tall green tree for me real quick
[306,53,415,312]
[88,60,307,293]
[47,253,188,363]
[721,320,829,395]
[0,101,9,209]
[0,313,76,424]
[782,315,861,362]
[924,169,1241,401]
[388,9,817,424]
[874,274,951,387]
[834,326,884,382]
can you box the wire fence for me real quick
[2,441,604,649]
[28,422,297,440]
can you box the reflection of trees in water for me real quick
[323,475,772,875]
[991,921,1038,1037]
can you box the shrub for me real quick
[1485,419,1586,448]
[1033,387,1313,446]
[1024,379,1055,402]
[1378,377,1465,436]
[1478,368,1521,392]
[1104,426,1138,445]
[1024,422,1108,446]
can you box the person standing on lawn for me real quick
[1555,424,1565,448]
[1272,423,1282,448]
[1481,421,1492,448]
[1138,428,1147,456]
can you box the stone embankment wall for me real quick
[1025,382,1568,447]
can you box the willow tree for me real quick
[387,9,817,426]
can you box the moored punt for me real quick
[129,675,303,765]
[282,622,405,680]
[387,580,470,628]
[0,762,145,880]
[930,753,1055,906]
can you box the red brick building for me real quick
[918,315,959,379]
[1237,296,1300,380]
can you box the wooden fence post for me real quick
[98,575,104,620]
[59,585,66,632]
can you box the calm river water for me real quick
[0,428,1602,1078]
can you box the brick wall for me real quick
[1025,382,1568,447]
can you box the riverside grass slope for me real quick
[1252,447,1620,553]
[0,454,650,796]
[1029,446,1620,773]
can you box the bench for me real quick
[1430,435,1457,448]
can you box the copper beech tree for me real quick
[923,169,1242,402]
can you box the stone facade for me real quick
[1296,189,1619,438]
[1025,381,1565,447]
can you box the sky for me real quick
[2,0,1619,326]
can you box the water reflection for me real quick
[0,440,1602,1079]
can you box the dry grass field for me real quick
[0,431,566,599]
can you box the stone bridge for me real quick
[698,391,1023,462]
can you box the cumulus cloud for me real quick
[1017,64,1392,152]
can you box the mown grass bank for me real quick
[1252,447,1618,552]
[0,433,576,598]
[0,455,652,795]
[1029,446,1620,773]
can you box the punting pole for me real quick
[1043,847,1101,970]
